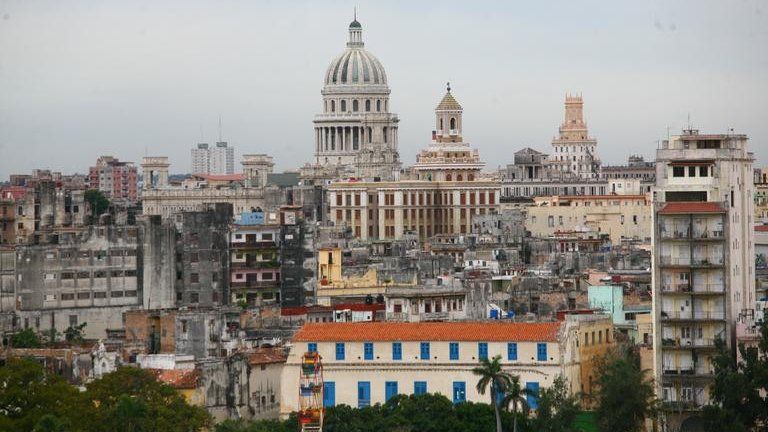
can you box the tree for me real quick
[473,355,513,432]
[64,322,87,344]
[594,347,655,432]
[530,376,580,432]
[85,367,211,432]
[0,358,91,432]
[10,328,42,348]
[84,189,110,223]
[500,374,530,432]
[702,320,768,431]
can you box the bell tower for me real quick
[434,82,463,143]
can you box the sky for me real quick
[0,0,766,178]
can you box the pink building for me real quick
[88,156,138,202]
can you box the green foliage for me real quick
[0,358,210,432]
[472,355,514,432]
[531,376,581,432]
[64,322,88,343]
[84,189,110,223]
[702,320,768,431]
[10,328,42,348]
[593,347,655,432]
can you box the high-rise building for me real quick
[88,156,138,202]
[191,142,235,175]
[313,18,401,180]
[651,130,755,429]
[549,94,601,179]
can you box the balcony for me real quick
[230,260,279,270]
[661,399,704,412]
[691,283,725,294]
[422,311,450,321]
[662,283,691,293]
[691,230,725,241]
[691,257,724,268]
[659,256,691,267]
[661,338,718,349]
[659,228,691,240]
[660,311,726,321]
[230,280,279,289]
[231,240,277,249]
[387,312,407,322]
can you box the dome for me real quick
[324,20,388,86]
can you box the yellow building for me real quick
[526,194,652,243]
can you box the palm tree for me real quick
[500,375,531,432]
[473,355,513,432]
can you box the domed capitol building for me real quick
[311,17,401,181]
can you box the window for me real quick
[335,343,345,360]
[537,343,547,361]
[392,342,402,360]
[353,100,359,111]
[323,382,335,407]
[364,342,374,360]
[341,100,347,111]
[452,381,466,404]
[507,343,518,361]
[526,382,540,409]
[357,382,371,408]
[449,342,459,360]
[478,342,488,360]
[190,292,199,303]
[673,166,685,177]
[365,100,370,111]
[688,166,696,177]
[420,342,430,360]
[385,381,398,401]
[190,273,199,283]
[308,343,317,353]
[699,166,708,177]
[376,100,381,111]
[414,381,427,395]
[450,117,456,130]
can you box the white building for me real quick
[651,130,755,430]
[281,321,577,416]
[191,142,235,175]
[549,94,601,179]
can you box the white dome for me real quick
[324,20,388,86]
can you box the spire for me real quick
[446,81,451,93]
[348,11,363,47]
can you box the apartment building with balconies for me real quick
[652,130,755,430]
[230,213,282,306]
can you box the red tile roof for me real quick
[658,202,725,214]
[147,368,200,390]
[293,321,561,343]
[248,348,288,365]
[192,173,246,182]
[756,225,768,232]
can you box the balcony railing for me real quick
[691,284,725,294]
[423,311,449,321]
[659,257,691,266]
[386,312,407,322]
[659,228,691,240]
[691,258,724,267]
[661,338,717,349]
[662,283,691,293]
[660,311,726,321]
[231,240,277,249]
[230,280,279,289]
[691,230,725,240]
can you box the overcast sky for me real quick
[1,0,766,178]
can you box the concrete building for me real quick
[248,348,287,420]
[384,285,468,322]
[755,167,768,223]
[281,322,572,416]
[651,130,756,430]
[15,225,142,339]
[525,194,652,244]
[601,155,656,182]
[191,142,236,175]
[230,213,282,306]
[311,18,401,180]
[549,94,601,179]
[88,155,138,203]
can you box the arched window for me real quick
[450,117,456,130]
[385,101,388,111]
[365,100,371,112]
[457,174,463,181]
[341,100,347,111]
[324,101,327,112]
[446,173,452,181]
[440,118,443,130]
[353,100,359,112]
[376,100,381,112]
[331,100,335,112]
[468,174,474,181]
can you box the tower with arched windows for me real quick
[549,94,601,179]
[312,17,401,180]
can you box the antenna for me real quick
[218,115,222,143]
[687,112,691,130]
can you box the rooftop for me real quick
[658,202,726,214]
[293,321,561,342]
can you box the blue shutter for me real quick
[385,381,398,401]
[507,342,518,360]
[449,342,459,360]
[308,343,317,353]
[537,343,547,361]
[478,342,488,360]
[358,381,371,408]
[526,382,540,409]
[414,381,427,395]
[335,343,345,360]
[364,342,374,360]
[452,381,466,404]
[323,382,336,407]
[392,342,402,360]
[420,342,430,360]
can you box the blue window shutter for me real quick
[385,381,398,401]
[526,382,540,409]
[308,343,317,353]
[420,342,430,360]
[449,342,459,360]
[414,381,427,395]
[364,342,374,360]
[508,342,518,360]
[537,343,547,361]
[335,343,345,360]
[358,381,371,408]
[392,342,402,360]
[323,382,336,407]
[452,381,466,403]
[478,342,488,360]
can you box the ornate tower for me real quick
[550,93,601,179]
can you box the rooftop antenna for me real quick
[687,112,691,130]
[218,115,223,143]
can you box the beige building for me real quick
[652,130,755,430]
[549,94,601,179]
[328,87,500,241]
[281,321,574,416]
[525,194,652,243]
[755,167,768,223]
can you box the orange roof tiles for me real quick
[293,321,561,343]
[658,202,725,214]
[148,368,200,390]
[248,348,288,365]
